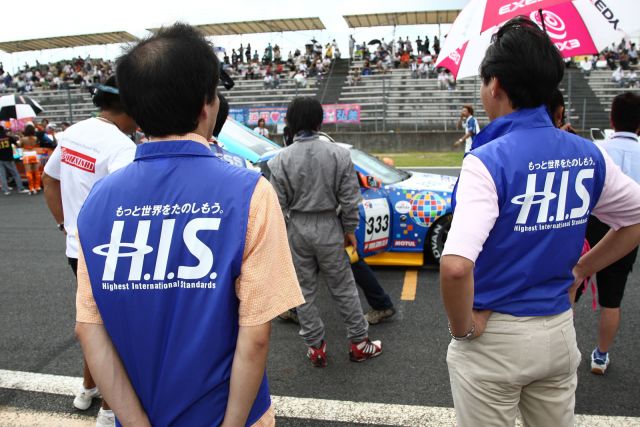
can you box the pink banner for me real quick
[437,41,468,79]
[322,104,361,124]
[482,0,569,32]
[530,2,598,57]
[8,118,34,132]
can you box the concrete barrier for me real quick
[327,130,592,153]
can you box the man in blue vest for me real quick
[440,17,640,426]
[74,23,303,426]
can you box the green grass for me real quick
[371,151,464,167]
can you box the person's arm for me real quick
[42,173,64,228]
[224,178,303,425]
[43,146,64,226]
[76,323,151,426]
[221,323,271,427]
[440,155,498,338]
[74,241,150,426]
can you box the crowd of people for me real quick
[346,34,460,89]
[0,58,115,93]
[0,118,66,195]
[220,39,340,89]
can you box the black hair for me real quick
[92,75,125,112]
[0,125,5,138]
[480,16,564,109]
[285,97,323,135]
[546,88,565,124]
[23,124,35,136]
[116,23,220,136]
[611,92,640,133]
[257,118,265,126]
[212,93,229,137]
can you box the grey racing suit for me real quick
[268,133,368,346]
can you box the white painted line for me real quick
[1,369,639,426]
[0,407,93,427]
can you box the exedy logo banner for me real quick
[92,218,220,282]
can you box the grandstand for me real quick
[25,61,636,134]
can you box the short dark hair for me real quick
[212,93,229,137]
[285,97,323,135]
[546,88,565,122]
[462,104,474,115]
[92,75,125,112]
[23,124,35,136]
[480,17,564,109]
[257,118,265,126]
[610,92,640,133]
[116,23,220,136]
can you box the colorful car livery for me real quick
[217,119,456,266]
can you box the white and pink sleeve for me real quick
[442,155,499,263]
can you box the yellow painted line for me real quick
[401,269,418,301]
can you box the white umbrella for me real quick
[436,0,634,79]
[0,94,44,120]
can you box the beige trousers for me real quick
[447,309,581,427]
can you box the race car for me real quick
[217,119,457,266]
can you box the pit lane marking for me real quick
[2,370,639,426]
[401,269,418,301]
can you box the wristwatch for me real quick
[57,223,65,232]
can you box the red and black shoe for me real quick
[307,340,327,368]
[349,338,382,362]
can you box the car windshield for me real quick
[349,148,410,185]
[220,119,279,156]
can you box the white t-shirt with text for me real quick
[44,117,136,258]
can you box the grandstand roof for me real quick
[149,17,326,36]
[0,32,138,53]
[343,10,460,28]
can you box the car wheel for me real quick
[425,214,452,265]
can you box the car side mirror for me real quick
[357,172,381,189]
[366,176,380,188]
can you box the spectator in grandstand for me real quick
[577,92,640,376]
[347,68,361,86]
[268,97,382,368]
[0,126,29,195]
[629,43,638,65]
[441,17,640,427]
[628,70,638,88]
[454,105,480,153]
[263,73,274,89]
[437,69,448,90]
[580,57,593,76]
[433,36,440,55]
[253,118,270,139]
[349,35,355,59]
[416,37,423,55]
[42,75,137,427]
[74,23,302,427]
[612,66,624,87]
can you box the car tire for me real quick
[425,214,452,265]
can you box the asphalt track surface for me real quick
[1,166,639,426]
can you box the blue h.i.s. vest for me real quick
[457,106,606,316]
[77,140,270,426]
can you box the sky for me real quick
[0,0,470,73]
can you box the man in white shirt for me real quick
[580,92,640,375]
[42,77,137,427]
